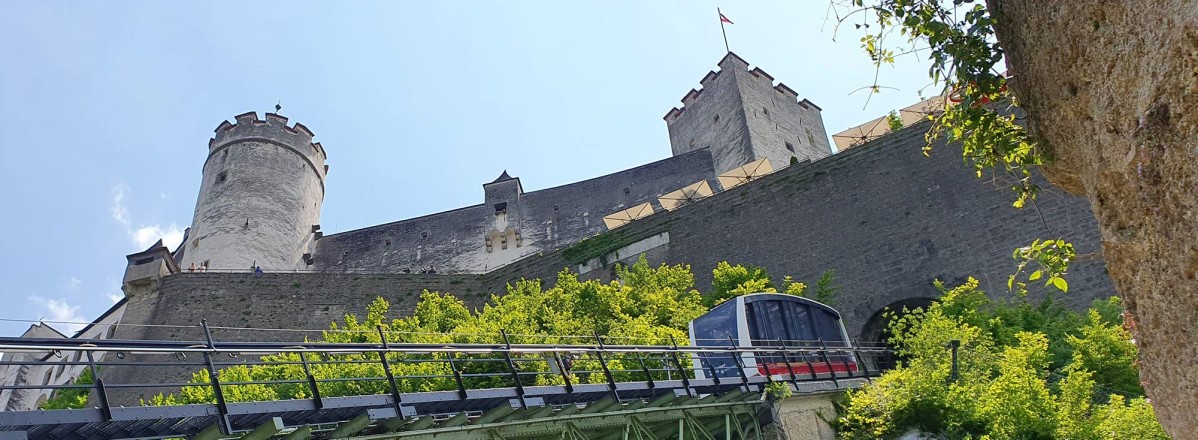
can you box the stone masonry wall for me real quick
[583,119,1113,335]
[311,150,715,274]
[107,119,1115,404]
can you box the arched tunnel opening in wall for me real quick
[859,297,938,371]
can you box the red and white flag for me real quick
[719,12,734,24]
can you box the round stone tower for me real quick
[182,111,327,271]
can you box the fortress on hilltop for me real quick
[1,53,1116,409]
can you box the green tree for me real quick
[885,110,904,131]
[150,257,707,404]
[839,1,1196,433]
[706,261,774,306]
[836,279,1163,439]
[38,368,93,410]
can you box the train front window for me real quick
[812,308,847,346]
[692,302,737,346]
[746,299,815,345]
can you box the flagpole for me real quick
[718,7,730,53]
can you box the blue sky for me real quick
[0,1,932,337]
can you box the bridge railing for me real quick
[0,324,894,429]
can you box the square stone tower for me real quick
[664,53,832,175]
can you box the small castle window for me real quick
[623,188,631,195]
[421,231,428,239]
[494,202,507,212]
[385,239,391,247]
[552,204,559,211]
[785,142,795,153]
[191,238,200,250]
[221,149,229,161]
[217,171,228,183]
[713,114,720,123]
[763,107,770,116]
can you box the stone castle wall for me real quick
[181,112,327,272]
[571,120,1113,332]
[105,120,1115,404]
[123,120,1113,343]
[665,53,832,175]
[310,149,716,274]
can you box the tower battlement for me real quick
[664,53,821,123]
[663,52,832,175]
[183,111,328,272]
[210,111,327,162]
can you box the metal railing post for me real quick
[947,339,961,384]
[376,325,404,413]
[593,333,620,401]
[727,337,750,392]
[775,338,799,387]
[299,351,323,409]
[635,351,655,389]
[499,330,527,409]
[200,320,233,435]
[840,346,855,378]
[667,336,692,397]
[852,343,872,382]
[448,354,468,400]
[552,350,574,393]
[817,338,838,386]
[83,350,111,421]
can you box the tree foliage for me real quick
[38,368,93,410]
[149,258,841,405]
[836,279,1162,439]
[707,261,774,307]
[150,257,711,404]
[835,0,1074,294]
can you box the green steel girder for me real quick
[345,392,766,440]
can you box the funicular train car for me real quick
[688,293,858,379]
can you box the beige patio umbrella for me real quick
[602,202,655,230]
[658,180,715,211]
[717,158,774,190]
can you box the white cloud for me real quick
[67,276,82,290]
[106,293,124,304]
[109,183,132,227]
[110,182,185,251]
[28,296,87,334]
[132,224,185,250]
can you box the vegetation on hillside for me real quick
[38,368,94,410]
[45,255,1159,438]
[838,1,1195,432]
[146,258,829,405]
[835,278,1164,439]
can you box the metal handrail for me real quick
[0,328,895,435]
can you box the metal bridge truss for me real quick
[0,329,890,439]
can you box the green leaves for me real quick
[836,278,1162,438]
[150,256,709,405]
[39,368,94,410]
[1010,238,1076,296]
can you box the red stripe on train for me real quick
[757,361,858,376]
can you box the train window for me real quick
[691,302,740,377]
[692,302,737,346]
[782,300,816,343]
[812,308,846,346]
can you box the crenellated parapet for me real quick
[664,52,823,122]
[209,112,328,167]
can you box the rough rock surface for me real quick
[990,0,1198,435]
